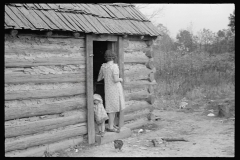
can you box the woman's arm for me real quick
[113,74,123,83]
[97,66,104,82]
[113,64,122,83]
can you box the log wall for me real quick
[123,38,156,125]
[4,33,87,156]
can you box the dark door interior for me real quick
[93,41,108,107]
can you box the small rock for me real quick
[207,113,215,116]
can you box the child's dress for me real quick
[98,62,126,113]
[93,94,109,125]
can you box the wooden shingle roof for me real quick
[5,3,161,36]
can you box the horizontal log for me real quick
[124,54,149,64]
[5,57,85,68]
[125,90,149,101]
[124,68,154,82]
[5,85,85,101]
[146,59,154,69]
[14,35,85,47]
[5,98,86,121]
[124,101,153,114]
[5,136,84,157]
[124,109,150,122]
[124,118,149,130]
[144,48,153,58]
[92,34,117,41]
[124,81,157,90]
[5,111,87,138]
[5,123,87,152]
[148,94,155,104]
[4,46,85,55]
[149,72,155,82]
[5,72,85,84]
[126,35,157,41]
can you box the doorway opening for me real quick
[93,41,108,107]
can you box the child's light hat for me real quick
[93,94,103,103]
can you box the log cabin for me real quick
[4,3,161,156]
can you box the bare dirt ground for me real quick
[54,99,235,157]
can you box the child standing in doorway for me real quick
[93,94,108,137]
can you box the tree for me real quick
[134,4,165,24]
[228,10,235,33]
[176,30,194,52]
[155,23,175,52]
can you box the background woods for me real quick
[148,8,235,108]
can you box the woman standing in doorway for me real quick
[97,49,125,132]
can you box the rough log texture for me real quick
[124,118,149,130]
[124,81,157,90]
[5,72,85,84]
[124,101,153,114]
[124,52,149,64]
[5,123,87,152]
[125,90,149,101]
[124,69,153,82]
[5,85,85,101]
[5,136,84,157]
[146,58,154,69]
[5,57,85,68]
[124,109,150,122]
[5,110,87,138]
[5,97,86,121]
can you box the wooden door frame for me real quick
[86,34,124,144]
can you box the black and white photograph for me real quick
[4,3,235,157]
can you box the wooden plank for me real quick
[124,101,152,114]
[5,84,85,101]
[17,7,43,29]
[117,36,124,128]
[34,10,58,30]
[71,13,90,33]
[5,135,83,157]
[5,98,86,121]
[125,90,149,102]
[86,34,95,144]
[27,9,50,30]
[124,68,153,82]
[5,46,85,55]
[124,81,157,90]
[124,53,149,64]
[10,6,36,30]
[5,123,87,152]
[83,15,103,33]
[5,6,28,28]
[61,12,82,31]
[78,14,98,33]
[41,10,64,30]
[125,109,150,122]
[92,34,118,41]
[5,111,87,138]
[5,57,84,68]
[47,10,71,31]
[5,12,20,28]
[5,72,85,84]
[124,118,150,130]
[54,12,75,31]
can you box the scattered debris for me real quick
[161,138,188,142]
[138,129,144,134]
[207,113,215,117]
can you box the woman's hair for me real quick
[104,49,116,62]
